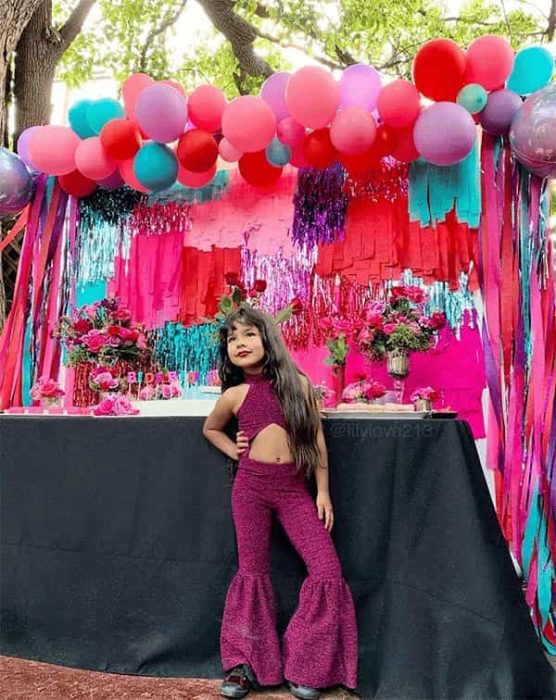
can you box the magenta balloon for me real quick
[135,84,188,143]
[509,82,556,178]
[285,66,340,129]
[414,103,476,166]
[479,89,522,136]
[339,63,382,112]
[261,72,291,122]
[277,117,305,147]
[16,127,41,169]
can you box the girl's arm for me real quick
[314,427,330,494]
[202,389,241,460]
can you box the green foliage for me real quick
[324,334,349,367]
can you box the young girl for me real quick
[203,306,358,700]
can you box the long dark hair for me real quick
[218,306,321,477]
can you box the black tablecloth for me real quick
[1,416,554,698]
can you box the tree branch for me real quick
[548,0,556,40]
[138,0,188,71]
[57,0,97,54]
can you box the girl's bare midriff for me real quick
[234,384,294,464]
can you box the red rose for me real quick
[74,318,92,335]
[249,288,259,298]
[107,325,121,337]
[428,311,447,329]
[291,297,303,315]
[225,271,240,286]
[253,279,267,293]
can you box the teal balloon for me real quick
[68,100,96,138]
[507,46,554,96]
[457,83,488,114]
[265,137,291,166]
[134,142,178,192]
[86,98,125,135]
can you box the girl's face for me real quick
[227,322,265,370]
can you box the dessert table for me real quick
[1,415,554,699]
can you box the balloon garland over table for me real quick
[2,36,555,217]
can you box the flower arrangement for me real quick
[313,382,335,402]
[89,368,120,393]
[410,387,441,402]
[139,379,182,400]
[320,317,361,369]
[93,394,140,417]
[30,377,64,405]
[57,297,148,367]
[355,285,446,361]
[341,376,387,404]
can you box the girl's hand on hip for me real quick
[316,492,334,532]
[235,430,249,459]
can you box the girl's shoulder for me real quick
[222,383,250,417]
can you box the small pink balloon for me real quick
[377,80,421,129]
[222,96,276,153]
[28,126,80,176]
[277,117,305,147]
[75,137,117,180]
[178,163,217,188]
[330,108,377,155]
[119,158,150,192]
[289,142,309,169]
[465,35,515,91]
[218,138,242,163]
[158,79,187,97]
[261,72,291,122]
[135,84,188,143]
[285,66,340,129]
[189,85,227,132]
[122,73,155,119]
[340,64,382,112]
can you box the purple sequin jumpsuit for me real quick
[220,372,358,689]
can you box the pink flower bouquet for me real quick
[93,394,139,417]
[89,369,120,393]
[341,377,387,404]
[410,387,441,402]
[30,377,65,404]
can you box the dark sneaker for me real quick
[287,680,321,700]
[220,664,257,698]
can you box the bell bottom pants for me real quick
[220,457,358,689]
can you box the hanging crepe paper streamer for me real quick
[291,163,348,248]
[127,200,192,237]
[409,141,481,227]
[343,157,408,202]
[478,133,556,652]
[153,322,219,385]
[147,170,229,205]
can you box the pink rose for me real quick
[84,333,108,353]
[170,383,182,398]
[160,385,173,399]
[93,398,115,416]
[139,386,156,401]
[93,372,119,391]
[365,312,383,328]
[111,308,131,321]
[137,334,146,350]
[74,318,93,335]
[113,395,139,415]
[38,378,64,398]
[357,328,375,344]
[428,311,447,330]
[383,323,398,335]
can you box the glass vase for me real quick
[386,349,410,403]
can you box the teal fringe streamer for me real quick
[153,322,219,384]
[147,171,230,205]
[408,142,481,227]
[76,219,130,284]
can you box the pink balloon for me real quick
[414,103,476,166]
[119,159,150,192]
[178,163,217,188]
[377,80,421,129]
[189,85,227,132]
[158,79,187,97]
[221,96,276,153]
[330,108,377,155]
[135,84,188,143]
[122,73,155,119]
[465,35,515,91]
[285,66,340,129]
[218,138,242,163]
[17,126,41,169]
[28,126,80,176]
[277,117,305,147]
[340,64,382,112]
[75,137,117,180]
[261,72,291,122]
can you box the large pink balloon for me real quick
[221,96,276,153]
[414,103,476,166]
[135,84,188,143]
[178,164,217,187]
[188,85,226,132]
[330,108,377,155]
[285,66,340,129]
[377,80,421,129]
[261,72,291,122]
[340,64,382,112]
[28,126,80,176]
[277,117,305,147]
[122,73,155,119]
[465,35,515,91]
[218,138,242,163]
[75,137,117,180]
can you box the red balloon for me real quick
[413,39,466,101]
[302,129,338,170]
[391,127,420,162]
[177,129,219,173]
[239,151,283,187]
[369,125,399,158]
[339,147,377,176]
[58,170,97,198]
[100,119,141,160]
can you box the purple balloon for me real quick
[0,147,35,217]
[261,72,291,122]
[509,82,556,178]
[414,103,477,166]
[339,64,382,112]
[98,170,124,190]
[135,84,188,143]
[16,126,40,169]
[479,89,522,136]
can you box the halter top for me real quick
[237,373,288,442]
